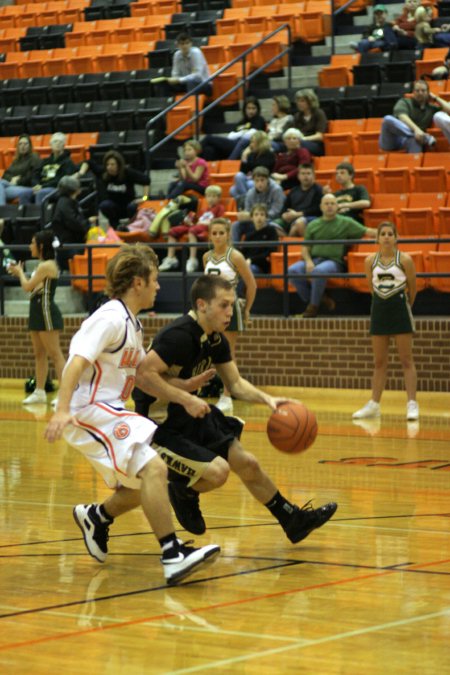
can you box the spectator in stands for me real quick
[51,176,94,271]
[229,95,294,159]
[159,185,225,273]
[167,139,209,199]
[324,162,371,223]
[241,204,280,275]
[414,6,450,48]
[32,133,77,205]
[292,89,328,156]
[232,166,285,242]
[168,32,211,95]
[288,193,377,318]
[271,128,312,190]
[201,97,266,161]
[279,163,323,236]
[0,135,38,206]
[392,0,420,49]
[431,49,450,80]
[79,150,150,229]
[349,5,398,53]
[230,131,276,203]
[379,79,450,152]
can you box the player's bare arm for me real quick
[216,361,297,411]
[45,355,90,442]
[168,368,216,393]
[136,350,211,418]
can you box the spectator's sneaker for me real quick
[349,41,359,52]
[352,400,381,419]
[23,389,47,405]
[215,394,233,413]
[73,504,111,563]
[162,540,220,585]
[301,304,319,318]
[320,293,336,312]
[186,258,199,273]
[169,483,206,535]
[406,400,419,421]
[283,501,338,543]
[425,134,436,148]
[159,256,179,271]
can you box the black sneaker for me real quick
[168,483,206,535]
[162,540,220,585]
[283,501,338,544]
[73,504,111,563]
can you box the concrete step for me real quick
[4,284,86,316]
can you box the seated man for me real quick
[288,194,377,318]
[153,32,211,95]
[325,161,371,224]
[279,163,323,236]
[241,204,280,275]
[231,166,285,243]
[350,5,398,53]
[33,132,77,205]
[379,79,450,153]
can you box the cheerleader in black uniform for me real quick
[9,230,65,406]
[353,221,419,421]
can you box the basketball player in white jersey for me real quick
[45,244,220,585]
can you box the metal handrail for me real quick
[144,23,292,170]
[330,0,363,55]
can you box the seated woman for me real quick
[271,128,312,190]
[229,95,294,158]
[230,131,276,202]
[392,0,419,49]
[79,150,150,229]
[0,135,39,206]
[415,6,450,48]
[200,96,266,161]
[293,88,328,157]
[51,175,94,270]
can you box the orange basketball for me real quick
[267,402,318,454]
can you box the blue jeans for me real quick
[230,172,254,199]
[0,179,33,206]
[34,187,57,205]
[379,115,428,153]
[228,135,251,159]
[288,257,344,307]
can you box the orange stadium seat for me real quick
[69,254,109,293]
[427,252,450,292]
[323,132,354,156]
[363,192,408,228]
[378,154,422,193]
[270,246,303,292]
[347,252,370,293]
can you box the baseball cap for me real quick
[373,4,387,11]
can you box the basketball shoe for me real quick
[23,389,46,405]
[352,400,381,419]
[283,500,338,543]
[169,483,206,534]
[162,540,220,585]
[406,400,419,421]
[73,504,112,563]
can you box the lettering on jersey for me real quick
[192,357,212,377]
[119,348,140,369]
[160,451,196,477]
[113,421,131,440]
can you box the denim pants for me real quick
[288,257,344,306]
[230,172,254,199]
[379,115,427,153]
[0,179,33,206]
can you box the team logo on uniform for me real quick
[113,421,131,440]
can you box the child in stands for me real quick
[159,185,225,272]
[167,140,209,199]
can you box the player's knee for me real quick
[140,454,168,484]
[233,450,260,478]
[374,356,388,370]
[204,457,229,488]
[399,355,414,370]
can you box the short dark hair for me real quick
[252,166,270,179]
[298,163,314,172]
[336,161,355,177]
[176,32,192,43]
[190,275,233,309]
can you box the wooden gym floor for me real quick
[0,380,449,675]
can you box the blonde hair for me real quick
[105,244,158,298]
[251,130,272,155]
[414,5,431,21]
[208,217,231,237]
[184,139,202,154]
[205,185,222,197]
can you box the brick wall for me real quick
[1,315,448,391]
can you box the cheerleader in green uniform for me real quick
[353,221,419,421]
[9,230,65,406]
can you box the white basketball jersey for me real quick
[67,299,145,411]
[204,247,238,287]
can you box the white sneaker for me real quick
[215,394,233,413]
[186,258,199,273]
[159,256,179,271]
[352,400,380,419]
[162,541,220,586]
[23,389,47,405]
[406,400,419,421]
[51,397,59,410]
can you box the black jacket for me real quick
[52,195,90,244]
[34,150,77,188]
